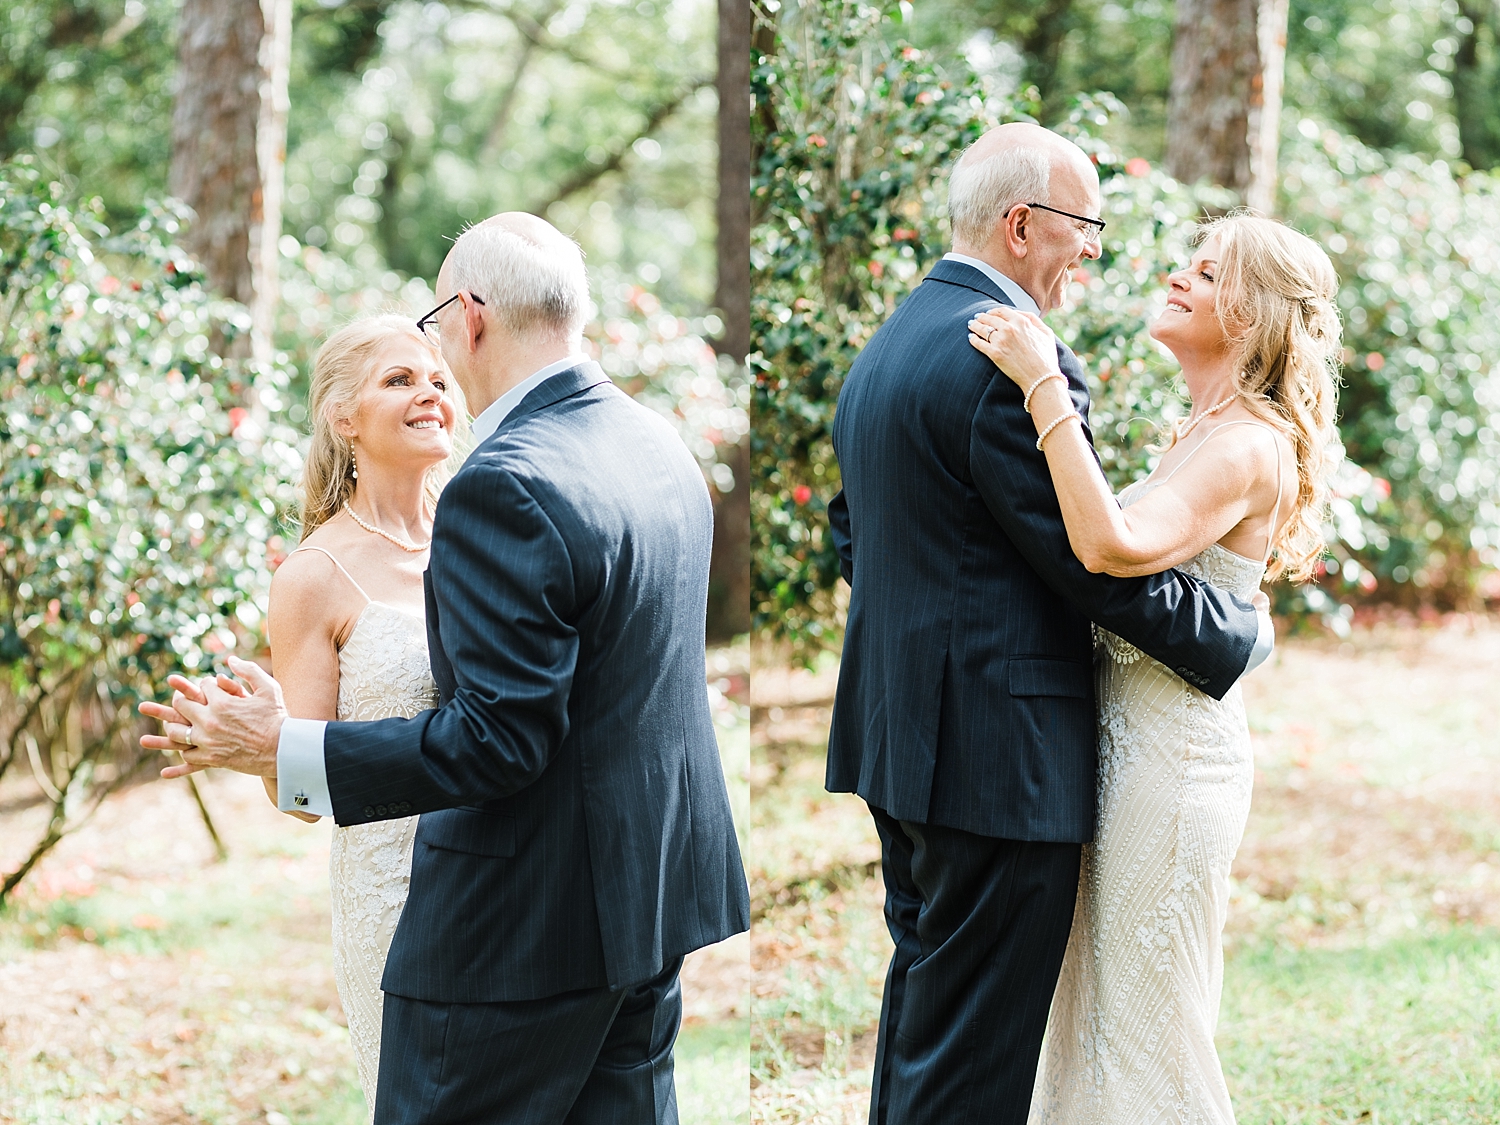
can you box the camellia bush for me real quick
[1279,120,1500,608]
[0,158,303,901]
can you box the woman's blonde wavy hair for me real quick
[1164,212,1342,582]
[298,314,469,541]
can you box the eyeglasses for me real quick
[1007,202,1107,245]
[416,292,486,342]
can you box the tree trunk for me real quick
[1165,0,1288,213]
[169,0,291,362]
[707,0,752,642]
[1452,1,1500,171]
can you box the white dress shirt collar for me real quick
[469,354,591,447]
[941,252,1041,316]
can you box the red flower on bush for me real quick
[228,407,248,433]
[792,485,812,505]
[869,260,884,278]
[1125,158,1151,177]
[808,133,828,148]
[893,228,918,242]
[1366,352,1385,371]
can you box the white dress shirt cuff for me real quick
[277,718,333,817]
[1243,611,1275,675]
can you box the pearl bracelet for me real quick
[1035,410,1082,451]
[1023,371,1066,414]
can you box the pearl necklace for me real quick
[342,500,429,553]
[1176,393,1239,441]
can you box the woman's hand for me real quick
[968,306,1061,390]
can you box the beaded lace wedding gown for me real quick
[1029,423,1279,1125]
[295,546,438,1120]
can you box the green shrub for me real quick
[1279,119,1500,607]
[0,157,301,901]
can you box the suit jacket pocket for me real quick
[1008,657,1091,699]
[419,807,517,858]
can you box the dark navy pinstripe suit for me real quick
[319,363,749,1123]
[826,260,1259,1123]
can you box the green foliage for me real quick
[750,0,1030,645]
[2,0,718,309]
[1279,118,1500,605]
[0,0,178,223]
[282,0,717,308]
[0,159,300,687]
[0,157,301,898]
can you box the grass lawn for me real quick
[0,642,750,1124]
[750,616,1500,1124]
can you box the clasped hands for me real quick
[139,655,288,781]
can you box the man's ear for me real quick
[462,292,485,352]
[1003,206,1030,259]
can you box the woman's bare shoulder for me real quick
[269,532,365,637]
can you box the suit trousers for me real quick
[373,958,683,1125]
[868,804,1080,1125]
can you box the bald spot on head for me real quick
[960,122,1098,198]
[438,212,575,296]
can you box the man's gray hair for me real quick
[947,144,1051,248]
[447,221,589,340]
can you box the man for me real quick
[143,213,749,1124]
[825,124,1271,1123]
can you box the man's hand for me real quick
[138,656,287,779]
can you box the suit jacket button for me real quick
[363,806,375,817]
[399,802,411,814]
[376,804,388,817]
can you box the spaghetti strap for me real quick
[1156,419,1270,486]
[290,545,373,604]
[1157,419,1284,563]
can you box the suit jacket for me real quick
[322,362,750,1002]
[826,259,1260,844]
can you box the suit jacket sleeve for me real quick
[828,488,853,585]
[322,462,579,824]
[969,342,1258,699]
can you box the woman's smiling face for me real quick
[1148,233,1232,360]
[342,334,457,472]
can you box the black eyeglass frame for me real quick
[1006,201,1107,239]
[416,291,486,337]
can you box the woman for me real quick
[264,314,464,1117]
[967,213,1341,1123]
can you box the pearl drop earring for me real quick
[349,438,358,480]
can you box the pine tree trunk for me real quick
[707,0,752,641]
[1166,0,1288,213]
[169,0,291,361]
